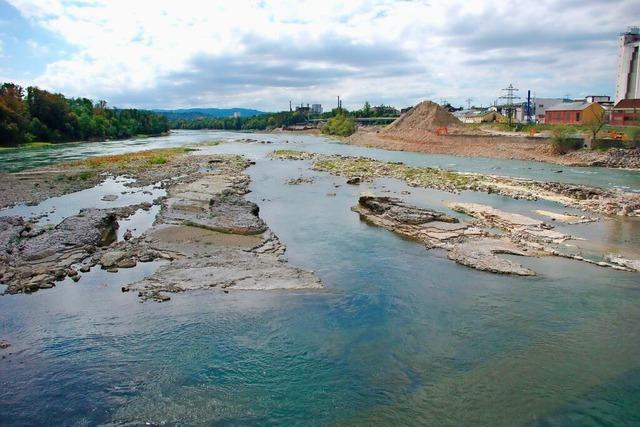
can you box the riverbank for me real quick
[347,127,640,169]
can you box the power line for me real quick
[499,83,520,126]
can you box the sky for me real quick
[0,0,638,111]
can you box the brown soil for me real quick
[347,128,625,167]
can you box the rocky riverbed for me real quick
[352,195,638,275]
[271,150,640,217]
[270,149,640,276]
[0,150,322,301]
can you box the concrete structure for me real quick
[615,26,640,103]
[296,104,311,114]
[545,102,605,125]
[311,104,322,114]
[586,95,611,103]
[530,98,565,123]
[610,99,640,127]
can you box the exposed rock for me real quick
[270,150,316,160]
[286,176,314,185]
[605,254,640,272]
[447,239,535,276]
[121,155,322,301]
[100,250,128,268]
[357,195,457,226]
[346,176,362,185]
[0,207,140,293]
[573,148,640,169]
[352,195,536,275]
[123,229,133,240]
[351,194,630,276]
[534,210,596,224]
[282,152,640,217]
[448,202,547,230]
[116,258,137,269]
[19,209,117,262]
[161,171,267,235]
[126,246,321,302]
[101,194,119,201]
[0,216,29,255]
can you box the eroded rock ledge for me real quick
[122,156,321,301]
[352,195,639,276]
[0,206,145,293]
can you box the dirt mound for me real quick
[383,101,462,135]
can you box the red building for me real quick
[610,99,640,127]
[544,102,605,125]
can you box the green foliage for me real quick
[0,82,169,146]
[77,171,93,180]
[550,126,583,154]
[148,156,168,165]
[321,114,357,137]
[0,83,28,145]
[349,102,398,118]
[625,127,640,149]
[170,110,308,131]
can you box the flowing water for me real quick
[1,131,639,425]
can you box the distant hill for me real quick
[154,108,268,120]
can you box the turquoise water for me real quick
[1,132,639,425]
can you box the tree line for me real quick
[169,102,401,131]
[0,82,169,146]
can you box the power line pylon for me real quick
[499,84,520,127]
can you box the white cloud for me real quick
[5,0,636,109]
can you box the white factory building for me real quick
[615,26,640,103]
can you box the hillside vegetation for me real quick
[0,82,169,146]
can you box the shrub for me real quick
[148,156,167,165]
[550,126,583,154]
[625,127,640,149]
[321,114,357,137]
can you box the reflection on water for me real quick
[0,176,165,226]
[0,131,639,425]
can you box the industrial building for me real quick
[615,26,640,103]
[311,104,322,114]
[544,101,605,125]
[610,99,640,127]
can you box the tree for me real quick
[362,101,371,117]
[0,83,28,145]
[584,109,607,149]
[321,113,357,137]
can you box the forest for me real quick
[0,83,169,146]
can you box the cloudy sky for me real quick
[0,0,637,111]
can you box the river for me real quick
[1,130,639,425]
